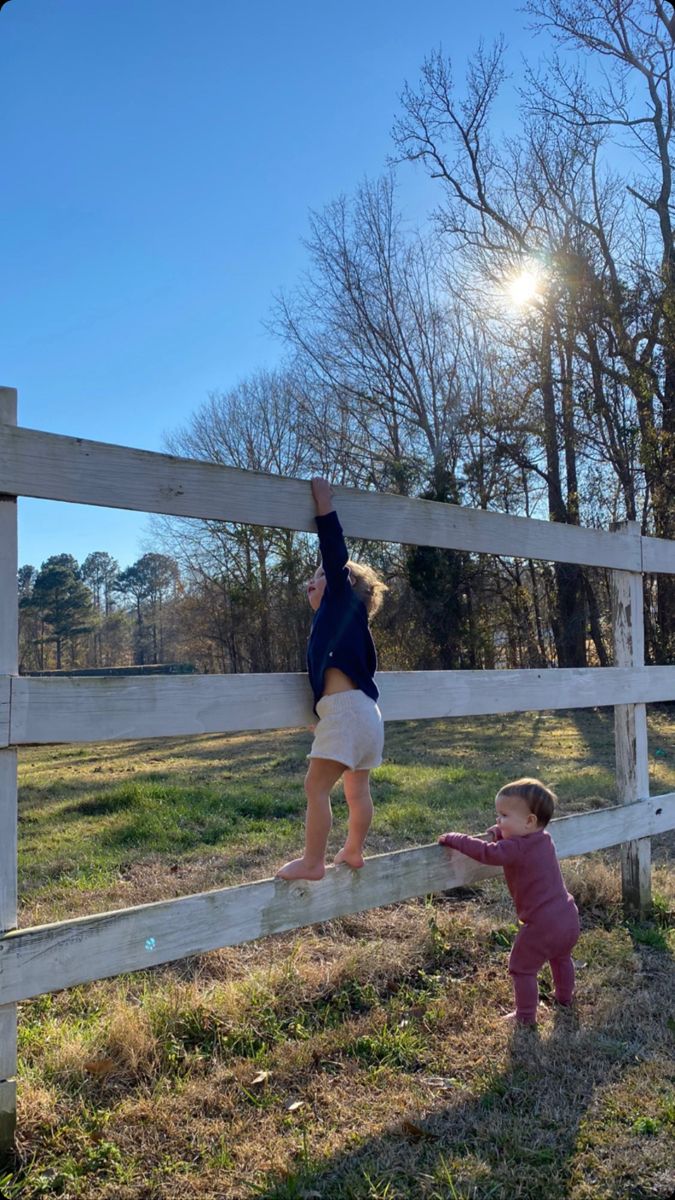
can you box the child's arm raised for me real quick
[311,477,351,594]
[438,830,521,865]
[311,477,335,517]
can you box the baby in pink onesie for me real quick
[438,777,580,1025]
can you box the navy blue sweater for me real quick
[306,511,379,711]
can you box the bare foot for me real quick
[276,858,326,882]
[334,847,365,869]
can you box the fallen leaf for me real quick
[422,1076,458,1090]
[83,1057,115,1077]
[287,1100,305,1112]
[401,1119,437,1141]
[251,1070,270,1086]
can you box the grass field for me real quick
[3,708,675,1199]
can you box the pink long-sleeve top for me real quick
[439,827,576,925]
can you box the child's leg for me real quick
[549,954,576,1006]
[508,971,539,1025]
[334,769,373,868]
[549,906,580,1006]
[276,757,345,881]
[508,925,547,1024]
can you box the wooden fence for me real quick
[1,385,674,1157]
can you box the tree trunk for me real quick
[583,574,609,667]
[653,291,675,660]
[541,319,586,667]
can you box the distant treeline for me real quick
[18,532,616,678]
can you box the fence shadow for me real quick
[250,957,672,1200]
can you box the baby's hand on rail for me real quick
[438,833,458,846]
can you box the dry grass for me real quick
[10,881,675,1200]
[4,708,675,1198]
[16,705,675,923]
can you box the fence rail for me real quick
[4,665,675,745]
[2,422,671,570]
[1,793,673,1007]
[1,398,675,1161]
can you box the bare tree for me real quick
[155,370,316,673]
[393,45,600,663]
[392,22,674,662]
[522,0,675,658]
[275,174,464,498]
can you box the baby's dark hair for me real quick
[497,777,557,828]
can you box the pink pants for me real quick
[508,904,580,1023]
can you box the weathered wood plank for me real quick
[641,534,675,575]
[620,838,652,918]
[0,1013,16,1088]
[611,529,652,920]
[0,388,17,1159]
[379,666,675,720]
[0,677,9,748]
[0,753,17,949]
[0,402,18,682]
[0,424,646,568]
[0,1076,16,1166]
[1,794,672,1006]
[8,665,675,745]
[10,672,314,742]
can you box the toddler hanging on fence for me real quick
[276,477,387,882]
[438,777,580,1025]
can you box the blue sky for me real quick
[2,0,547,572]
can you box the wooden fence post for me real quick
[0,387,18,1162]
[611,519,651,919]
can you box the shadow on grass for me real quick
[17,710,674,912]
[566,706,615,756]
[383,714,547,772]
[7,894,674,1198]
[627,892,675,957]
[58,791,138,818]
[93,786,303,855]
[568,704,675,783]
[23,732,311,770]
[249,997,668,1200]
[24,709,621,784]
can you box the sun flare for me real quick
[506,268,541,308]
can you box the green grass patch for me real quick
[6,708,675,1199]
[18,707,661,915]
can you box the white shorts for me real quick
[308,690,384,772]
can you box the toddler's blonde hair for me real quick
[346,560,388,619]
